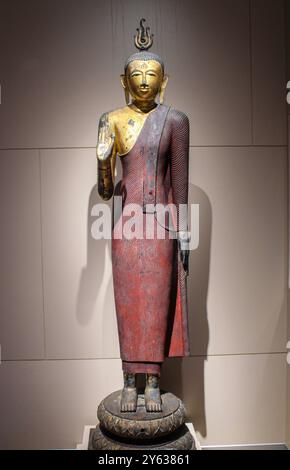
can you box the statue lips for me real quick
[139,86,150,94]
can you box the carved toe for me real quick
[120,387,137,413]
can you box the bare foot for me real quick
[145,374,162,412]
[120,387,137,412]
[120,372,137,412]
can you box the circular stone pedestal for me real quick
[89,390,195,450]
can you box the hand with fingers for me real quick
[178,231,190,276]
[97,113,116,201]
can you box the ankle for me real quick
[146,373,160,389]
[123,372,136,389]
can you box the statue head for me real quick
[120,19,168,105]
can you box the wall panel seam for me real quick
[38,149,46,359]
[1,351,287,364]
[0,145,288,151]
[249,0,254,145]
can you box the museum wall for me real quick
[287,0,290,448]
[0,0,288,449]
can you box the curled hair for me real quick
[125,51,164,73]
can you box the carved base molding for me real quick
[89,390,196,450]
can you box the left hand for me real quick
[180,247,189,274]
[178,231,190,275]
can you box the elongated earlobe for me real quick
[159,88,165,105]
[120,74,130,105]
[124,88,130,105]
[159,75,169,104]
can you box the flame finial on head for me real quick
[124,19,163,72]
[134,18,153,51]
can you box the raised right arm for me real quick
[97,112,116,201]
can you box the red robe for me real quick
[112,104,190,375]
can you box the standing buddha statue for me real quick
[97,19,190,413]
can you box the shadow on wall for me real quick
[76,176,211,439]
[161,183,211,438]
[76,156,125,330]
[75,182,113,328]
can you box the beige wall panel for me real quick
[0,0,252,148]
[251,0,287,144]
[288,0,290,432]
[162,0,252,145]
[162,353,286,446]
[0,150,44,359]
[287,363,290,447]
[0,359,123,449]
[0,354,285,449]
[41,149,120,359]
[112,0,252,145]
[188,146,287,355]
[0,0,122,149]
[287,273,290,446]
[287,372,290,447]
[287,0,290,116]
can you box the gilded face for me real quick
[125,60,163,102]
